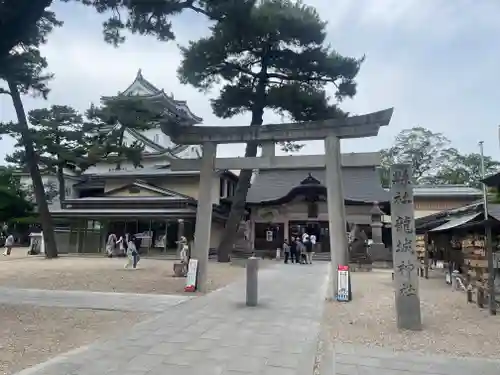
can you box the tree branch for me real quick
[266,71,334,84]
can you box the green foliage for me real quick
[431,149,500,188]
[1,105,87,170]
[0,168,34,223]
[67,0,254,46]
[85,97,165,170]
[379,127,453,186]
[0,6,63,258]
[178,0,361,152]
[0,9,62,96]
[0,105,90,201]
[0,0,54,60]
[379,127,500,188]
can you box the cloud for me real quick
[1,0,500,161]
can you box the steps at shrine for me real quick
[312,252,331,261]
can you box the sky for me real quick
[1,0,500,161]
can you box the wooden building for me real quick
[45,70,389,254]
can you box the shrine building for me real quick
[35,70,390,255]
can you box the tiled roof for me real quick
[246,167,389,203]
[413,185,483,197]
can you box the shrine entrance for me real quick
[161,108,394,293]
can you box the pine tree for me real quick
[177,0,361,261]
[0,10,63,258]
[0,0,53,60]
[70,0,254,45]
[85,97,165,170]
[1,105,88,202]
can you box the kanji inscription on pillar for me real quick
[390,164,422,330]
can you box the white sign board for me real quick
[266,230,273,242]
[184,258,198,292]
[337,265,350,302]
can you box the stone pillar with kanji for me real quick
[390,164,422,331]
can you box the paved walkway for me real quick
[14,263,330,375]
[323,342,500,375]
[0,286,191,312]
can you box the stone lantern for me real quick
[369,201,391,265]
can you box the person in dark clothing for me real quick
[290,236,298,263]
[283,239,290,264]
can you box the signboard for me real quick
[266,230,273,242]
[337,265,350,302]
[184,259,198,292]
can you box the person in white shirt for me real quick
[3,234,14,256]
[309,234,317,264]
[105,233,117,258]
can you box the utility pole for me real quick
[479,141,496,315]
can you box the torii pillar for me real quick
[162,108,394,295]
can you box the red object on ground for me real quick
[184,285,196,292]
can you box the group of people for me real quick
[282,233,316,264]
[106,233,141,269]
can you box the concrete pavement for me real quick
[0,286,191,312]
[14,262,330,375]
[323,342,500,375]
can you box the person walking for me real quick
[297,238,306,264]
[302,234,313,264]
[3,233,14,256]
[309,233,317,264]
[105,233,117,258]
[283,239,290,264]
[290,236,298,263]
[124,235,136,269]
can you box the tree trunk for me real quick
[216,66,268,262]
[56,164,66,202]
[7,79,58,258]
[216,144,258,262]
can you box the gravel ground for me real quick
[0,252,244,295]
[323,269,500,359]
[0,304,145,375]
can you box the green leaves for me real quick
[0,105,88,176]
[0,167,33,222]
[178,0,361,135]
[0,9,61,97]
[379,127,500,188]
[67,0,251,46]
[84,96,165,169]
[0,0,54,59]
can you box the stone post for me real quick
[246,256,259,306]
[369,202,390,264]
[390,164,422,331]
[324,135,348,299]
[192,141,217,292]
[163,220,169,252]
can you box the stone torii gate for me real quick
[161,108,394,293]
